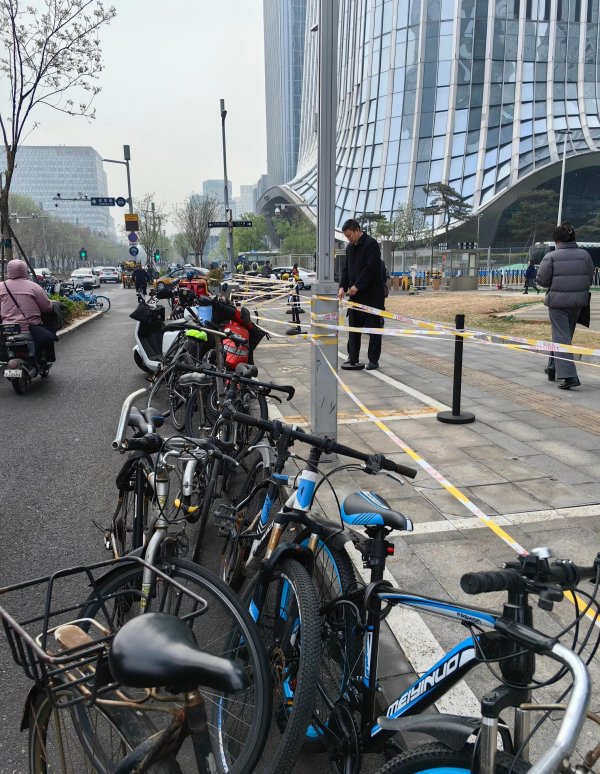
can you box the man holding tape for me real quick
[338,218,386,370]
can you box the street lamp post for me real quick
[220,99,234,273]
[556,129,572,226]
[102,145,134,214]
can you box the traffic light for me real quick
[79,247,87,261]
[154,250,160,263]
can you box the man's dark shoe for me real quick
[341,360,365,370]
[545,368,555,382]
[365,362,379,370]
[558,377,581,390]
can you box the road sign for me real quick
[208,221,229,228]
[116,196,127,207]
[129,245,139,257]
[125,213,139,232]
[458,242,478,250]
[208,220,253,229]
[127,232,138,243]
[91,197,115,206]
[232,220,252,227]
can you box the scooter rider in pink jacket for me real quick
[0,259,53,331]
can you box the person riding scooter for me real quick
[0,259,55,363]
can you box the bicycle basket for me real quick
[0,556,209,708]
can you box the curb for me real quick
[57,309,105,339]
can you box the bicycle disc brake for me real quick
[326,699,362,774]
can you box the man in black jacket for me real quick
[338,218,385,370]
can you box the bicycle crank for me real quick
[326,699,362,774]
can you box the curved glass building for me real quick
[261,0,600,243]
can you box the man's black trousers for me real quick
[347,309,383,364]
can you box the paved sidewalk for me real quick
[253,291,600,763]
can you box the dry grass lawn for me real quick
[385,291,600,348]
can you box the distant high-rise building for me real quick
[202,179,232,211]
[4,145,115,237]
[239,185,256,215]
[263,0,307,187]
[254,174,269,211]
[263,0,600,245]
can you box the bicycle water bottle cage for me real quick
[340,492,413,532]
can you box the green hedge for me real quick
[50,295,88,324]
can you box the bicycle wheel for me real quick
[221,450,279,591]
[81,557,271,774]
[28,684,181,773]
[148,366,189,430]
[294,531,361,751]
[377,743,530,774]
[94,295,111,311]
[184,380,219,438]
[242,558,321,774]
[230,387,268,457]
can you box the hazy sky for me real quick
[27,0,267,226]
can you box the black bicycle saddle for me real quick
[341,491,413,532]
[109,612,249,694]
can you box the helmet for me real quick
[186,270,195,279]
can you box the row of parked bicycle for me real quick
[1,291,599,773]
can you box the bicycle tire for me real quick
[80,557,272,774]
[94,295,111,311]
[294,531,361,751]
[242,558,321,774]
[28,684,182,773]
[377,742,530,774]
[184,381,220,438]
[220,451,279,591]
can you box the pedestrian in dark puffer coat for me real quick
[522,258,539,294]
[536,223,594,390]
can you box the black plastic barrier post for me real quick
[437,313,475,425]
[286,282,304,336]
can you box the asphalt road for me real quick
[0,286,383,774]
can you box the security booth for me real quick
[442,246,480,291]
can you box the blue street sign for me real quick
[116,196,127,207]
[91,197,115,206]
[129,245,139,257]
[127,232,138,243]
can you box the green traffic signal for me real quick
[154,251,160,263]
[79,248,87,260]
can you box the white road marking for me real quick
[337,350,450,412]
[409,503,600,535]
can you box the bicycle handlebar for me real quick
[178,363,296,401]
[112,389,148,450]
[461,559,598,596]
[227,409,418,479]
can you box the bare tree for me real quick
[0,0,116,277]
[173,232,190,263]
[175,194,220,267]
[394,202,429,262]
[134,193,167,266]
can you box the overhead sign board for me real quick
[232,220,252,227]
[208,220,253,228]
[208,221,229,228]
[91,197,115,206]
[129,245,139,257]
[124,213,139,232]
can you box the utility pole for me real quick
[103,144,134,214]
[311,0,339,439]
[220,99,234,273]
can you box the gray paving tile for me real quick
[467,483,547,513]
[463,444,513,460]
[526,441,600,467]
[474,428,543,456]
[506,410,563,429]
[523,454,596,485]
[516,478,598,508]
[417,487,500,517]
[433,460,509,487]
[480,457,547,482]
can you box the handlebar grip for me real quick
[460,569,523,595]
[377,455,418,479]
[123,434,163,453]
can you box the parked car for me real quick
[98,266,121,283]
[153,266,208,292]
[70,268,100,288]
[271,266,317,290]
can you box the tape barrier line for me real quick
[339,298,600,359]
[310,339,528,556]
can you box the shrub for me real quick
[50,295,88,324]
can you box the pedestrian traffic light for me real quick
[154,250,160,263]
[79,247,87,260]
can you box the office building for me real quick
[263,0,308,187]
[202,179,232,210]
[239,184,256,215]
[5,145,115,237]
[260,0,600,244]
